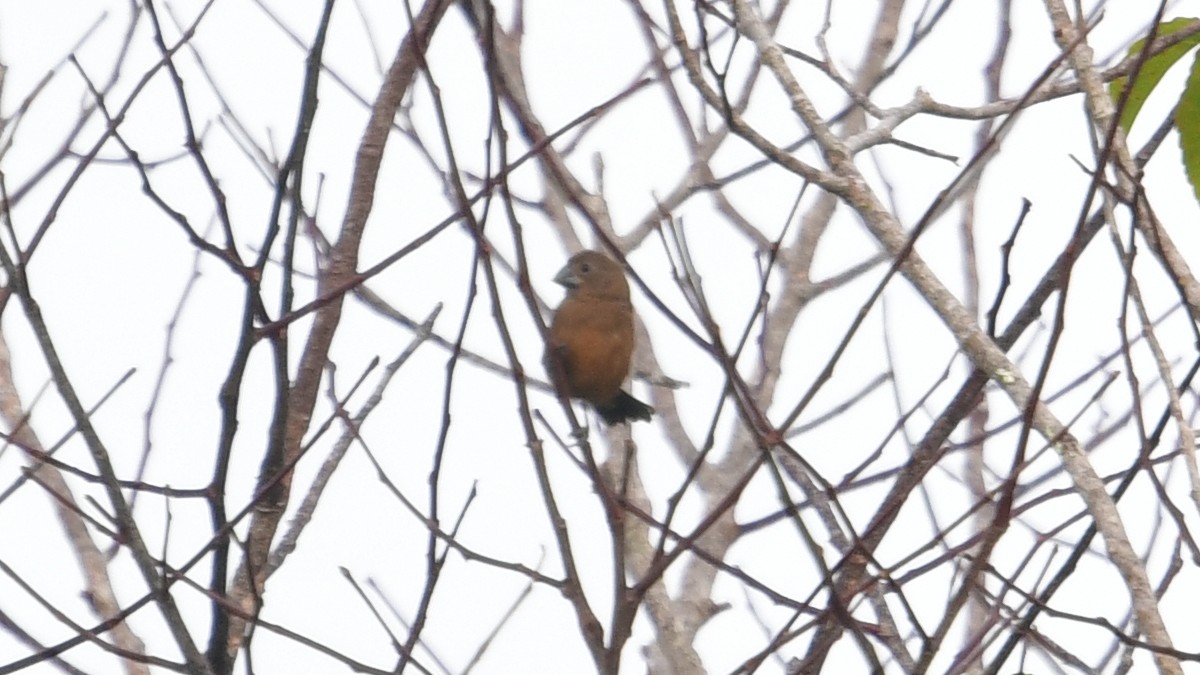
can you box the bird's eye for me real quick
[580,262,591,273]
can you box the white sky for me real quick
[1,1,1199,673]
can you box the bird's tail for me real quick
[597,391,654,425]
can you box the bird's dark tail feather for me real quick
[597,390,654,425]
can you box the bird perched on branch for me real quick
[545,250,654,425]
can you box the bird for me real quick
[545,250,654,425]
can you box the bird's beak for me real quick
[554,266,579,289]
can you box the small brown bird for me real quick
[546,250,654,425]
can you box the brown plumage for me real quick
[545,250,654,425]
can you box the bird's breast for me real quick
[547,297,634,403]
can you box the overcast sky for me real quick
[1,1,1198,673]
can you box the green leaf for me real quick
[1108,17,1200,133]
[1178,51,1200,204]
